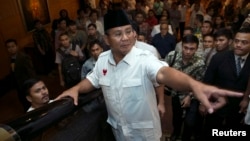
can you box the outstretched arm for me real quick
[55,79,96,105]
[156,67,243,113]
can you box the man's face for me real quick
[69,25,77,33]
[215,17,223,25]
[90,44,103,60]
[135,14,144,24]
[27,81,49,106]
[59,20,67,30]
[137,35,146,42]
[88,26,97,36]
[201,23,212,35]
[233,32,250,56]
[215,36,232,51]
[90,13,98,22]
[59,35,71,47]
[182,42,198,60]
[148,11,154,17]
[159,17,167,24]
[160,23,168,36]
[105,25,135,56]
[203,36,214,48]
[6,42,18,56]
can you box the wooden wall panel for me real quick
[0,0,80,79]
[48,0,79,23]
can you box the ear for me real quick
[133,31,137,39]
[229,39,233,45]
[103,35,110,46]
[26,96,32,103]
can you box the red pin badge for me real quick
[102,69,107,76]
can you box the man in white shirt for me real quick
[56,9,243,141]
[86,10,104,35]
[151,15,173,37]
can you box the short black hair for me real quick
[88,39,104,51]
[203,20,213,28]
[203,33,214,39]
[77,8,84,15]
[138,32,146,37]
[59,9,68,17]
[89,9,99,17]
[182,34,199,46]
[58,32,69,39]
[195,14,204,23]
[5,39,17,46]
[87,23,97,29]
[68,20,76,26]
[214,28,234,39]
[184,26,194,34]
[237,27,250,34]
[57,18,67,25]
[22,78,42,96]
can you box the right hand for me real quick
[55,86,80,106]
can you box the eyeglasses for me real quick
[234,39,250,45]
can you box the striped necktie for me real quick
[236,57,242,75]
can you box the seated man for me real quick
[23,78,53,112]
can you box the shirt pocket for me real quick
[99,78,113,100]
[122,79,143,101]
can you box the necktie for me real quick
[236,57,242,75]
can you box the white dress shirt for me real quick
[87,47,168,140]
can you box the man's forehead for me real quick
[109,25,132,32]
[183,42,198,47]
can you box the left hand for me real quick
[239,98,249,114]
[181,95,191,108]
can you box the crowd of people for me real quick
[1,0,250,140]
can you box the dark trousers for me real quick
[171,95,201,141]
[171,95,184,139]
[182,100,203,141]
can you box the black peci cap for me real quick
[104,9,131,31]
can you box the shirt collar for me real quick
[108,46,138,66]
[177,52,199,65]
[241,53,249,61]
[235,53,249,61]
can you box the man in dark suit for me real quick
[0,39,36,111]
[201,28,250,140]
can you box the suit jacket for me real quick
[14,52,36,88]
[204,50,250,115]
